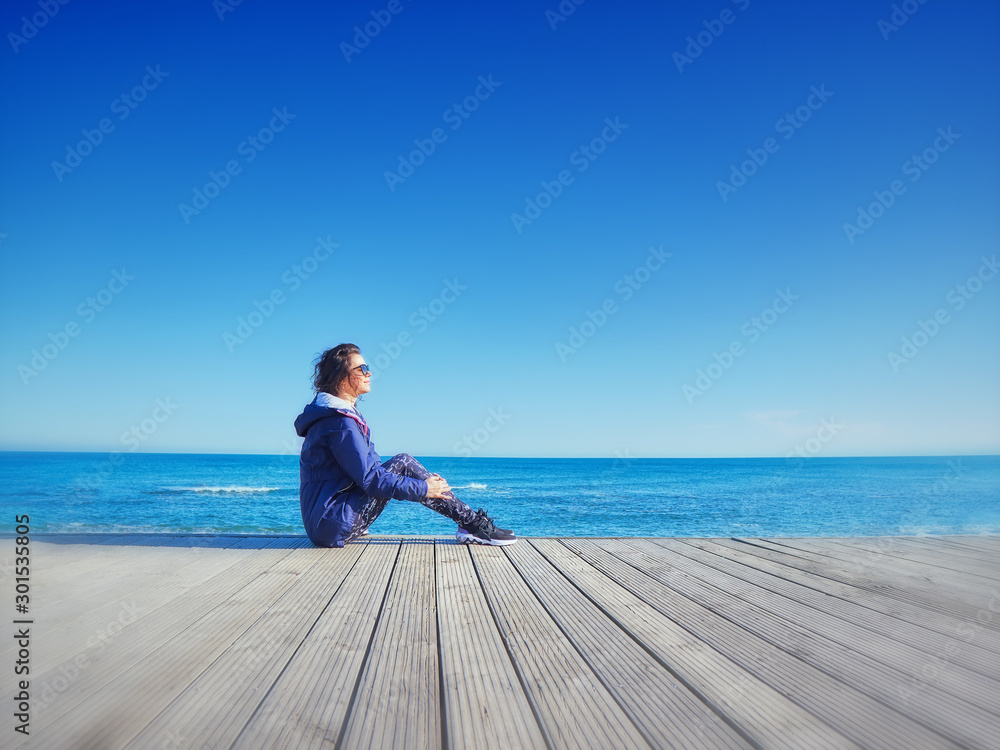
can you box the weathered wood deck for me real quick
[4,534,1000,749]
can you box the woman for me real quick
[294,343,516,548]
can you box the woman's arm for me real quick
[323,419,428,501]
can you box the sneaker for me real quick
[456,508,517,546]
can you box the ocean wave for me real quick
[452,482,487,490]
[148,486,286,495]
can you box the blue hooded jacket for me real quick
[294,392,428,547]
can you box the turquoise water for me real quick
[1,452,998,537]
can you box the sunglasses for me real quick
[352,364,371,376]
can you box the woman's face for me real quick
[343,353,371,397]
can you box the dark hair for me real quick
[312,343,360,395]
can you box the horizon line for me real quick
[0,450,997,460]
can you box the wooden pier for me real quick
[4,534,1000,749]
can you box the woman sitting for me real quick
[294,343,516,548]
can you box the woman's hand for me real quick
[424,473,452,499]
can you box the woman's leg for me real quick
[343,493,391,544]
[380,453,478,527]
[342,453,477,543]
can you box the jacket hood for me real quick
[294,392,361,437]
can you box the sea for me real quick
[1,452,998,538]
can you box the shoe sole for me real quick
[456,531,517,546]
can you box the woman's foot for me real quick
[456,508,517,546]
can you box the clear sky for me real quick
[1,0,998,458]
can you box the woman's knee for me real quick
[383,453,412,469]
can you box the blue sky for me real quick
[1,0,998,458]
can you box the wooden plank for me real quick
[123,534,251,548]
[22,547,157,613]
[340,541,440,750]
[122,543,366,749]
[671,539,1000,698]
[618,538,996,748]
[26,538,276,604]
[228,536,305,549]
[26,533,126,545]
[435,542,545,749]
[10,546,299,741]
[20,556,307,748]
[803,537,999,595]
[532,539,859,750]
[22,543,253,625]
[6,534,997,749]
[711,538,1000,660]
[21,539,140,583]
[471,543,652,749]
[97,534,182,546]
[935,535,1000,553]
[827,537,1000,584]
[892,536,1000,578]
[910,537,1000,570]
[582,538,981,749]
[27,533,137,548]
[915,533,1000,544]
[796,537,1000,633]
[504,540,753,749]
[931,536,1000,557]
[6,544,278,672]
[2,543,295,673]
[233,542,401,750]
[755,537,1000,627]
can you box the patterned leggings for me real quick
[344,453,477,543]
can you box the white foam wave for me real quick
[453,482,487,490]
[165,486,284,494]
